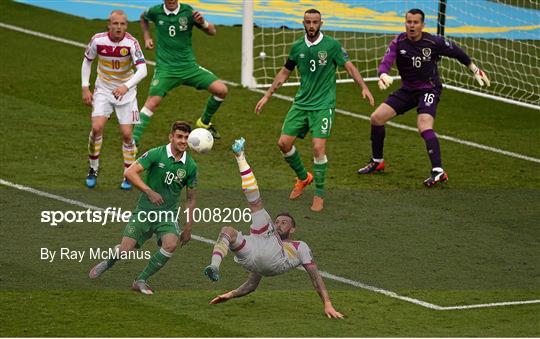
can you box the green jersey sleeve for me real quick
[143,5,158,22]
[334,40,350,67]
[136,147,160,170]
[287,43,299,64]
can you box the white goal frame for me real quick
[240,0,540,110]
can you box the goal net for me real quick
[243,0,539,108]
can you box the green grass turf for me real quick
[0,0,539,336]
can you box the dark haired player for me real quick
[255,8,374,211]
[357,8,490,186]
[89,121,197,294]
[133,0,227,144]
[203,138,343,319]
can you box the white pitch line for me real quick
[249,89,540,164]
[1,22,538,163]
[0,22,239,86]
[2,178,540,311]
[439,299,540,310]
[317,270,442,310]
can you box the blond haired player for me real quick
[82,10,147,189]
[203,138,344,319]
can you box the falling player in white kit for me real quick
[82,10,147,189]
[203,138,344,319]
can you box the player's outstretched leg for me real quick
[232,138,261,207]
[204,227,238,282]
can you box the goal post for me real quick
[241,0,256,89]
[241,0,540,109]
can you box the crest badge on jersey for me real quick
[318,50,327,66]
[341,47,349,59]
[422,48,432,62]
[176,168,186,180]
[178,16,188,31]
[120,48,129,56]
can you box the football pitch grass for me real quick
[1,0,539,336]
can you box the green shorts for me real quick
[149,65,219,97]
[123,211,181,248]
[281,107,335,139]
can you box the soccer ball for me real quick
[188,128,214,154]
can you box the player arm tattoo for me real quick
[230,272,262,298]
[304,263,333,305]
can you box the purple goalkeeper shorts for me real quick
[385,86,442,117]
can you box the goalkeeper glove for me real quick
[378,73,393,90]
[468,63,490,87]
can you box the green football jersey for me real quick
[287,34,350,110]
[135,144,197,213]
[144,3,198,72]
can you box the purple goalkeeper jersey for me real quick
[378,32,471,90]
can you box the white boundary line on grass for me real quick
[1,22,539,164]
[249,89,540,164]
[0,22,240,87]
[2,178,539,311]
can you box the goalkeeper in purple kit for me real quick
[357,8,490,186]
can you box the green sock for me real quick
[105,245,121,268]
[106,257,118,268]
[313,159,328,197]
[201,96,223,125]
[136,248,171,282]
[284,146,308,180]
[133,110,152,144]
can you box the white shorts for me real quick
[232,209,289,276]
[91,89,140,125]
